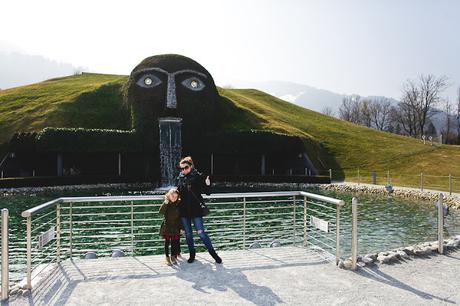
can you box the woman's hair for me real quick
[180,156,194,167]
[164,188,180,204]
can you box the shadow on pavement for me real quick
[357,265,455,304]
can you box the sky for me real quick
[1,0,459,102]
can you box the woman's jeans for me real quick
[181,217,214,251]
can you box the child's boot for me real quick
[171,255,178,264]
[165,256,172,266]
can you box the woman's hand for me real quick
[205,176,211,186]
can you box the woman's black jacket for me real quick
[176,169,211,218]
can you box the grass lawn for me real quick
[1,73,459,191]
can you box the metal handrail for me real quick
[1,208,9,301]
[21,190,345,289]
[22,199,61,217]
[22,191,344,217]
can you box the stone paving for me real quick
[6,246,460,306]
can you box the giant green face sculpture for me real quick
[125,54,220,151]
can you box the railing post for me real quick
[131,201,134,255]
[293,196,296,245]
[69,202,73,259]
[437,193,444,254]
[118,153,122,177]
[243,197,246,249]
[420,172,424,191]
[303,196,307,247]
[387,170,390,185]
[335,205,340,265]
[329,169,332,181]
[351,197,358,270]
[211,153,214,175]
[56,203,61,263]
[449,174,452,195]
[357,168,360,185]
[1,209,9,300]
[26,215,32,289]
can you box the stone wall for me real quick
[320,183,460,209]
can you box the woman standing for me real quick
[176,156,222,264]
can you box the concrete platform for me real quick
[8,247,460,305]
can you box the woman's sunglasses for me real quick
[180,165,190,170]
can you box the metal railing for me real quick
[322,168,460,195]
[1,208,9,300]
[347,194,448,271]
[351,198,358,270]
[21,191,345,289]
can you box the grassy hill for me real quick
[1,73,459,190]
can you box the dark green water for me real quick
[319,189,460,255]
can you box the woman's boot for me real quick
[209,249,222,264]
[188,250,196,263]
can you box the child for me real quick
[159,188,183,265]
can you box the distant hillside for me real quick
[0,51,79,90]
[1,73,459,186]
[228,80,345,113]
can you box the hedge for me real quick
[0,175,149,188]
[35,127,142,153]
[200,174,330,184]
[195,130,306,154]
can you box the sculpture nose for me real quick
[166,74,177,109]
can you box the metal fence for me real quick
[318,169,460,195]
[1,189,453,298]
[19,191,344,290]
[349,193,448,270]
[1,209,9,301]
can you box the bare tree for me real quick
[321,106,335,117]
[359,99,372,127]
[399,74,448,137]
[340,96,393,131]
[369,97,392,131]
[418,74,448,135]
[441,99,455,144]
[339,95,361,123]
[399,79,421,136]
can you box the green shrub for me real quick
[36,127,141,152]
[199,130,305,154]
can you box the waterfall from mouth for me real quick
[159,117,182,188]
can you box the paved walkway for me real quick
[7,246,460,305]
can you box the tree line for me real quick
[332,74,460,144]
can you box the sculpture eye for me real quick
[136,74,162,88]
[181,77,205,91]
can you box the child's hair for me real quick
[164,188,180,204]
[180,156,194,167]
